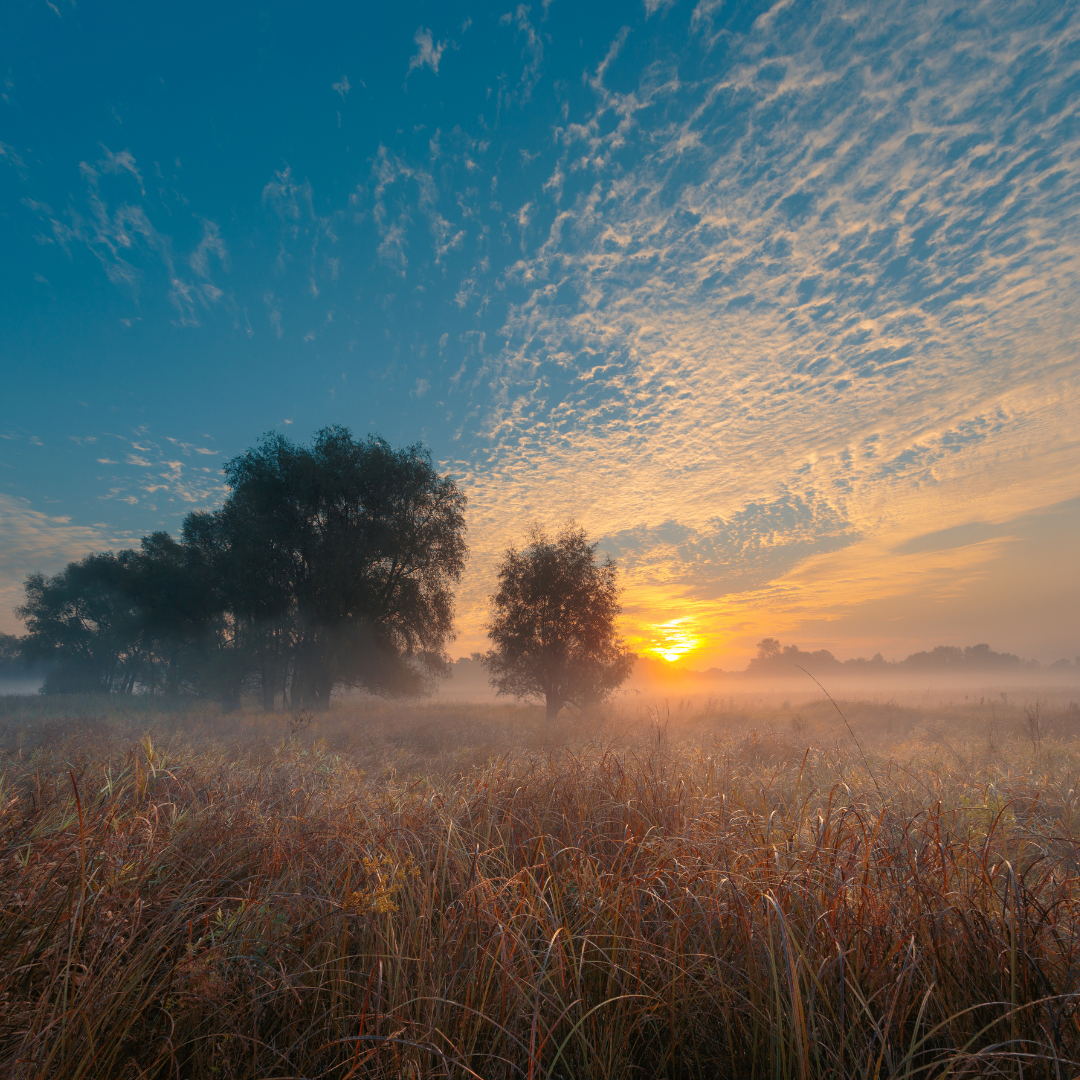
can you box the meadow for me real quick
[1,688,1078,1079]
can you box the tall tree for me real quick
[478,523,635,721]
[189,426,468,708]
[14,427,466,706]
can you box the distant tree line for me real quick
[6,427,468,709]
[744,638,1079,675]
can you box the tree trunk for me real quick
[545,695,562,722]
[260,657,276,712]
[313,671,334,711]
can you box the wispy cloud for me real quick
[75,431,230,513]
[0,140,27,180]
[407,27,449,77]
[264,291,284,337]
[497,5,545,108]
[24,146,229,326]
[599,489,860,599]
[189,220,228,277]
[0,495,132,633]
[261,165,340,298]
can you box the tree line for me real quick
[744,638,1079,675]
[3,427,635,717]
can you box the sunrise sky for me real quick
[1,0,1078,666]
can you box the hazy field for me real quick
[1,688,1079,1078]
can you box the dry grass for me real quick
[1,691,1079,1078]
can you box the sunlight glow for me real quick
[649,618,701,663]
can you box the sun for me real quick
[648,618,701,663]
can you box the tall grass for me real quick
[1,694,1078,1078]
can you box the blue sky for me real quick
[2,0,1078,663]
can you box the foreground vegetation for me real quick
[1,691,1079,1078]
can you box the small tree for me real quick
[478,523,635,721]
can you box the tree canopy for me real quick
[15,427,467,707]
[478,523,635,721]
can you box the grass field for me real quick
[1,689,1079,1079]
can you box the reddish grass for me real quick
[0,693,1079,1078]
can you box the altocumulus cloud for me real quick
[599,490,861,599]
[14,0,1077,652]
[440,0,1080,645]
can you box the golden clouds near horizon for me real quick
[607,492,1080,669]
[643,617,703,663]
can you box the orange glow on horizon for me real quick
[648,617,702,663]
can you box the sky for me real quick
[1,0,1078,667]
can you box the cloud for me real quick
[262,165,314,223]
[332,75,351,99]
[893,520,1007,556]
[0,495,132,633]
[367,147,445,273]
[498,5,545,108]
[189,220,228,277]
[0,141,27,180]
[76,432,229,513]
[599,489,860,598]
[23,146,228,325]
[260,165,340,299]
[428,0,1080,654]
[95,145,144,194]
[164,437,217,456]
[264,291,283,337]
[407,28,448,77]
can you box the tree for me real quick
[115,532,220,698]
[755,638,781,663]
[0,633,25,679]
[186,426,468,708]
[478,523,635,721]
[16,538,220,699]
[17,554,145,693]
[13,427,467,706]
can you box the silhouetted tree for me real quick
[187,426,468,708]
[747,638,843,675]
[478,523,635,721]
[901,643,1033,671]
[756,638,782,662]
[113,532,221,697]
[0,632,24,678]
[17,555,145,693]
[14,428,467,707]
[180,501,290,710]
